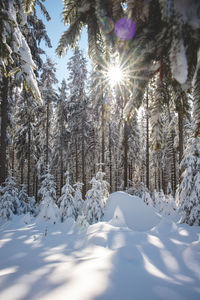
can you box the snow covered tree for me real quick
[73,182,84,219]
[0,0,51,185]
[0,175,19,221]
[53,79,68,196]
[85,177,104,224]
[95,171,109,207]
[178,138,200,225]
[40,58,58,168]
[18,184,35,215]
[14,88,41,194]
[38,168,60,223]
[66,47,88,197]
[58,171,76,222]
[84,170,109,224]
[140,183,153,206]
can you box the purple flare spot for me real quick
[114,18,136,40]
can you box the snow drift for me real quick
[103,192,161,231]
[0,192,200,300]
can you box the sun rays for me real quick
[91,45,151,106]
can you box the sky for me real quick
[37,0,89,86]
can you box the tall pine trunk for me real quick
[109,122,112,192]
[60,147,63,196]
[81,124,86,198]
[146,89,150,189]
[178,105,184,183]
[123,120,128,190]
[21,161,24,185]
[0,75,9,184]
[27,124,31,195]
[11,145,15,176]
[101,102,105,172]
[75,133,79,182]
[46,102,49,167]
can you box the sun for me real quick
[107,65,124,87]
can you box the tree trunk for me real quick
[167,102,177,195]
[21,161,24,185]
[35,175,38,203]
[178,105,184,182]
[129,160,133,184]
[146,88,150,189]
[101,103,105,172]
[33,170,36,197]
[46,102,49,168]
[93,128,96,176]
[123,120,128,190]
[75,133,79,182]
[109,122,112,192]
[0,75,9,184]
[60,147,63,196]
[11,145,15,176]
[27,124,31,195]
[81,125,86,198]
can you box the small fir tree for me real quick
[18,184,33,214]
[0,175,19,221]
[178,138,200,225]
[73,182,84,219]
[38,169,60,223]
[58,171,76,222]
[140,183,153,206]
[95,171,109,207]
[85,177,104,224]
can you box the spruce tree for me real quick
[58,171,76,222]
[0,174,19,221]
[85,177,104,224]
[38,167,60,223]
[178,138,200,225]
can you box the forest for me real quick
[0,0,200,227]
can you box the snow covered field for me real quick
[0,192,200,300]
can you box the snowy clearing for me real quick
[0,192,200,300]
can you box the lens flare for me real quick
[100,16,114,34]
[114,18,136,40]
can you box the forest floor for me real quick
[0,192,200,300]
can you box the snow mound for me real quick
[103,192,161,231]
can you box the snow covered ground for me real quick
[0,192,200,300]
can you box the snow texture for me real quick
[0,192,199,300]
[103,192,161,231]
[170,38,188,84]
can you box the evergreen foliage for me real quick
[0,175,19,221]
[178,138,200,225]
[38,168,60,223]
[58,171,76,222]
[85,177,104,224]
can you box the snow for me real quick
[0,192,200,300]
[103,192,161,231]
[170,38,188,85]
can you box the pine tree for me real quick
[58,171,76,222]
[178,137,200,225]
[73,182,84,218]
[85,177,104,224]
[37,168,60,223]
[84,170,109,224]
[53,79,68,195]
[18,184,33,215]
[40,58,58,169]
[95,171,109,207]
[0,174,19,221]
[66,47,88,197]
